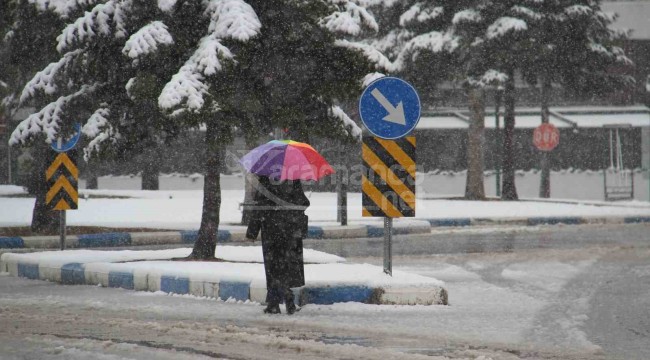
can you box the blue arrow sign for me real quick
[51,123,81,153]
[359,77,421,139]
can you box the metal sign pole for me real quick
[359,77,420,279]
[60,210,66,250]
[7,143,11,184]
[495,91,501,197]
[383,217,392,276]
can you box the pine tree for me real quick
[393,0,633,201]
[389,0,492,200]
[2,0,97,232]
[9,0,386,257]
[516,0,634,197]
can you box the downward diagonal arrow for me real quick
[371,88,406,126]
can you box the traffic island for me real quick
[0,247,448,306]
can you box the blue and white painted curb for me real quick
[0,254,448,306]
[426,216,650,227]
[2,216,649,249]
[0,222,432,249]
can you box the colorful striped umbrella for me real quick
[240,140,335,181]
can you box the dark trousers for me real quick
[261,233,303,305]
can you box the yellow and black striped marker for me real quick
[46,150,78,210]
[362,136,416,218]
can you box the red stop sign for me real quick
[533,123,560,151]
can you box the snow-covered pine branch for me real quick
[28,0,104,19]
[122,21,174,63]
[335,39,395,72]
[400,3,444,27]
[9,84,99,145]
[157,0,176,13]
[82,106,120,160]
[159,0,260,113]
[452,9,481,25]
[158,34,235,112]
[370,28,413,59]
[330,105,361,140]
[612,46,634,66]
[204,0,261,42]
[56,0,131,53]
[321,1,378,36]
[564,5,593,17]
[394,30,459,70]
[486,17,527,40]
[19,50,84,105]
[362,72,385,88]
[511,6,542,21]
[466,69,508,88]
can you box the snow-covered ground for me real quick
[3,239,647,359]
[1,185,649,230]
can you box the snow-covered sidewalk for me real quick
[1,186,649,231]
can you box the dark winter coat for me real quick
[246,177,309,291]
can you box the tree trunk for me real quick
[539,75,551,198]
[189,121,222,259]
[31,194,59,234]
[86,174,98,189]
[465,87,486,200]
[501,68,519,200]
[30,147,59,234]
[141,157,160,190]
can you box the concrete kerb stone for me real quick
[0,253,448,306]
[3,216,649,250]
[0,223,431,250]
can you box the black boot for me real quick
[263,304,281,314]
[285,291,299,315]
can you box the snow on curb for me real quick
[3,216,648,250]
[0,221,433,249]
[0,249,447,306]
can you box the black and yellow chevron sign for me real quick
[46,150,78,210]
[362,136,416,218]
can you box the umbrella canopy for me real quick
[240,140,335,181]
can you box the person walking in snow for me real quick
[246,175,309,315]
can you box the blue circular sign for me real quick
[51,123,81,152]
[359,77,421,139]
